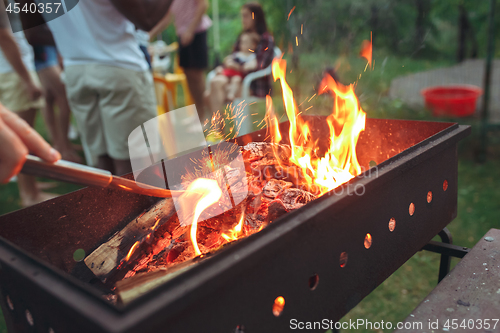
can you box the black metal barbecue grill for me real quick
[0,117,470,333]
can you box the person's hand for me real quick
[179,30,194,46]
[0,104,60,183]
[225,58,240,71]
[24,81,43,101]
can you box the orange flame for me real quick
[125,241,140,262]
[271,59,366,195]
[221,209,245,242]
[360,32,372,69]
[178,178,222,256]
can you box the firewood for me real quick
[84,198,176,282]
[115,257,199,305]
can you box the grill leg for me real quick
[421,228,470,284]
[436,228,453,283]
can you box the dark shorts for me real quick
[33,45,58,71]
[178,31,208,69]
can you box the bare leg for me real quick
[37,66,81,163]
[16,108,58,206]
[183,68,206,123]
[227,76,242,101]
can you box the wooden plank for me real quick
[115,258,199,305]
[84,198,176,281]
[397,229,500,332]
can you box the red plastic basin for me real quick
[421,85,482,117]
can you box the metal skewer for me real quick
[21,155,183,198]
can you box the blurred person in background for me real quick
[33,44,82,163]
[149,0,211,123]
[206,2,274,116]
[0,2,58,206]
[0,103,60,184]
[211,31,260,101]
[20,0,174,175]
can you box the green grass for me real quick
[1,51,499,331]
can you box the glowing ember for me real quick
[273,296,285,316]
[118,184,131,191]
[125,241,140,262]
[178,178,222,256]
[271,59,366,195]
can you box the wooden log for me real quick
[115,258,198,305]
[84,198,176,282]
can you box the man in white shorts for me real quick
[21,0,173,175]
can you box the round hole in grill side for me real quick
[6,295,14,310]
[409,203,415,216]
[388,218,396,232]
[234,325,245,333]
[308,274,319,290]
[443,180,448,191]
[339,252,348,268]
[427,191,433,203]
[364,233,372,249]
[25,309,34,326]
[73,249,85,262]
[272,296,285,317]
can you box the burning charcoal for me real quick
[262,179,293,199]
[245,214,266,229]
[276,188,316,211]
[242,142,273,161]
[201,231,224,250]
[242,142,291,163]
[224,165,244,187]
[267,200,288,223]
[151,233,172,256]
[166,242,189,264]
[248,177,266,195]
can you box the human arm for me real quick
[178,0,208,46]
[109,0,174,32]
[0,104,60,183]
[148,11,172,39]
[0,27,42,100]
[242,57,257,72]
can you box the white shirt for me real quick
[43,0,148,72]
